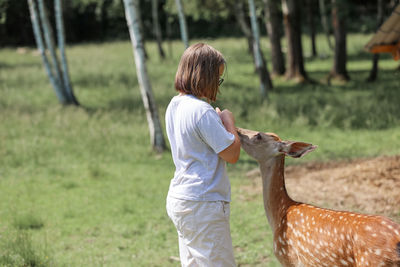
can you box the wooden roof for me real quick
[365,4,400,60]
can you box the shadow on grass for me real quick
[347,51,378,61]
[272,69,399,94]
[0,62,11,69]
[73,72,137,89]
[300,51,395,62]
[346,51,397,62]
[0,62,41,70]
[13,213,44,230]
[82,97,147,115]
[107,97,144,112]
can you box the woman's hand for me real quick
[216,107,235,131]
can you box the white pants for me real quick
[166,196,236,267]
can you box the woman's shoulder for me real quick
[171,95,215,122]
[177,95,212,110]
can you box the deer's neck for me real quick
[259,155,294,232]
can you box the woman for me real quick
[165,43,241,266]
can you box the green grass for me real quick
[0,35,399,266]
[0,230,52,267]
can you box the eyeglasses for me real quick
[219,78,224,86]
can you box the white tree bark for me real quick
[28,0,67,103]
[123,0,166,153]
[248,0,272,99]
[37,0,66,99]
[175,0,189,49]
[55,0,79,105]
[28,0,78,105]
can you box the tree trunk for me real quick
[319,0,333,50]
[263,0,285,76]
[282,0,308,82]
[151,0,165,59]
[28,0,67,104]
[29,0,78,105]
[248,0,273,100]
[37,0,67,101]
[123,0,166,153]
[233,0,254,56]
[175,0,189,49]
[55,0,79,105]
[330,0,349,81]
[306,0,317,57]
[136,0,148,59]
[367,0,384,82]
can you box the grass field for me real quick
[0,35,399,266]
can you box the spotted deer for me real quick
[237,128,400,267]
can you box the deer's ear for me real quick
[279,141,317,158]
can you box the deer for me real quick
[237,127,400,267]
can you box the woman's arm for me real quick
[216,108,241,164]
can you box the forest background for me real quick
[0,0,395,46]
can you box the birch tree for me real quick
[28,0,65,103]
[248,0,273,99]
[55,0,79,104]
[27,0,78,105]
[123,0,166,153]
[175,0,189,49]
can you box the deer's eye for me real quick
[256,133,262,140]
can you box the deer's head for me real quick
[237,128,317,162]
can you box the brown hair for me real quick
[175,43,225,102]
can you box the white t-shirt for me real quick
[165,94,235,202]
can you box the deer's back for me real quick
[273,204,400,266]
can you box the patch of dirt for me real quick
[243,155,400,222]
